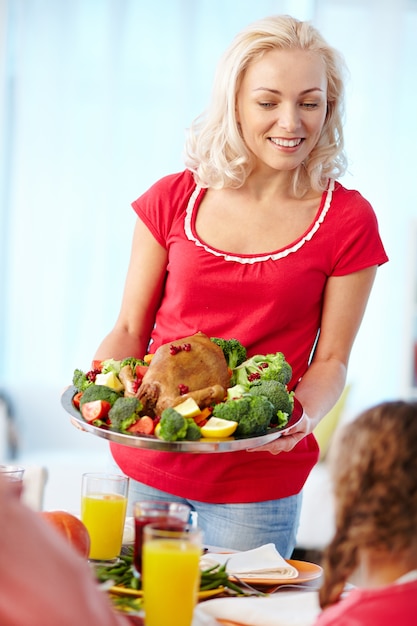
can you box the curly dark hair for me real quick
[319,400,417,609]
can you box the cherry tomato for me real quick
[135,364,149,383]
[81,400,111,423]
[127,416,155,435]
[72,391,83,410]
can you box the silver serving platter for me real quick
[61,386,304,453]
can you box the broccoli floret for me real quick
[185,418,202,441]
[120,357,148,370]
[72,368,94,392]
[232,352,292,387]
[212,395,274,437]
[227,384,248,400]
[210,338,247,369]
[79,384,121,407]
[108,396,142,432]
[259,358,292,386]
[249,380,294,427]
[159,408,188,441]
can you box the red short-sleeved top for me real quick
[110,170,388,503]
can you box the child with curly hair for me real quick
[315,400,417,625]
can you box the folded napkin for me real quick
[122,516,135,544]
[193,591,321,626]
[201,544,298,579]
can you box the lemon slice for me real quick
[200,417,238,438]
[173,397,202,418]
[94,371,124,392]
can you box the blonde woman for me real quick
[94,15,388,556]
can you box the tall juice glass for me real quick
[0,465,25,499]
[133,501,191,578]
[81,472,129,561]
[142,522,202,626]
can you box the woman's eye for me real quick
[301,102,319,109]
[259,102,276,108]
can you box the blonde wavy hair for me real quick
[319,400,417,610]
[184,14,347,197]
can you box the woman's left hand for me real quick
[247,411,312,455]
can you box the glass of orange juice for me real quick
[81,472,129,562]
[142,522,203,626]
[133,501,191,578]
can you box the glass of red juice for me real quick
[133,501,191,578]
[0,465,25,498]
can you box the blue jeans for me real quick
[127,480,302,558]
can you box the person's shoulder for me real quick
[146,169,196,196]
[332,180,372,208]
[132,170,198,232]
[315,581,417,626]
[331,180,379,225]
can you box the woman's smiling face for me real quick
[236,48,328,174]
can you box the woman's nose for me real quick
[277,104,300,132]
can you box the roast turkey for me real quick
[137,332,231,416]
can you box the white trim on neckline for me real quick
[396,569,417,584]
[184,179,335,264]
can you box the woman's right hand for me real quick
[247,410,311,455]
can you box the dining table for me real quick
[192,583,323,626]
[119,582,323,626]
[102,534,324,626]
[62,387,324,626]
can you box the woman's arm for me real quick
[250,265,378,454]
[94,218,168,361]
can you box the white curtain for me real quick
[0,0,415,454]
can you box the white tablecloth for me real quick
[193,590,321,626]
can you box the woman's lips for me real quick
[269,137,303,148]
